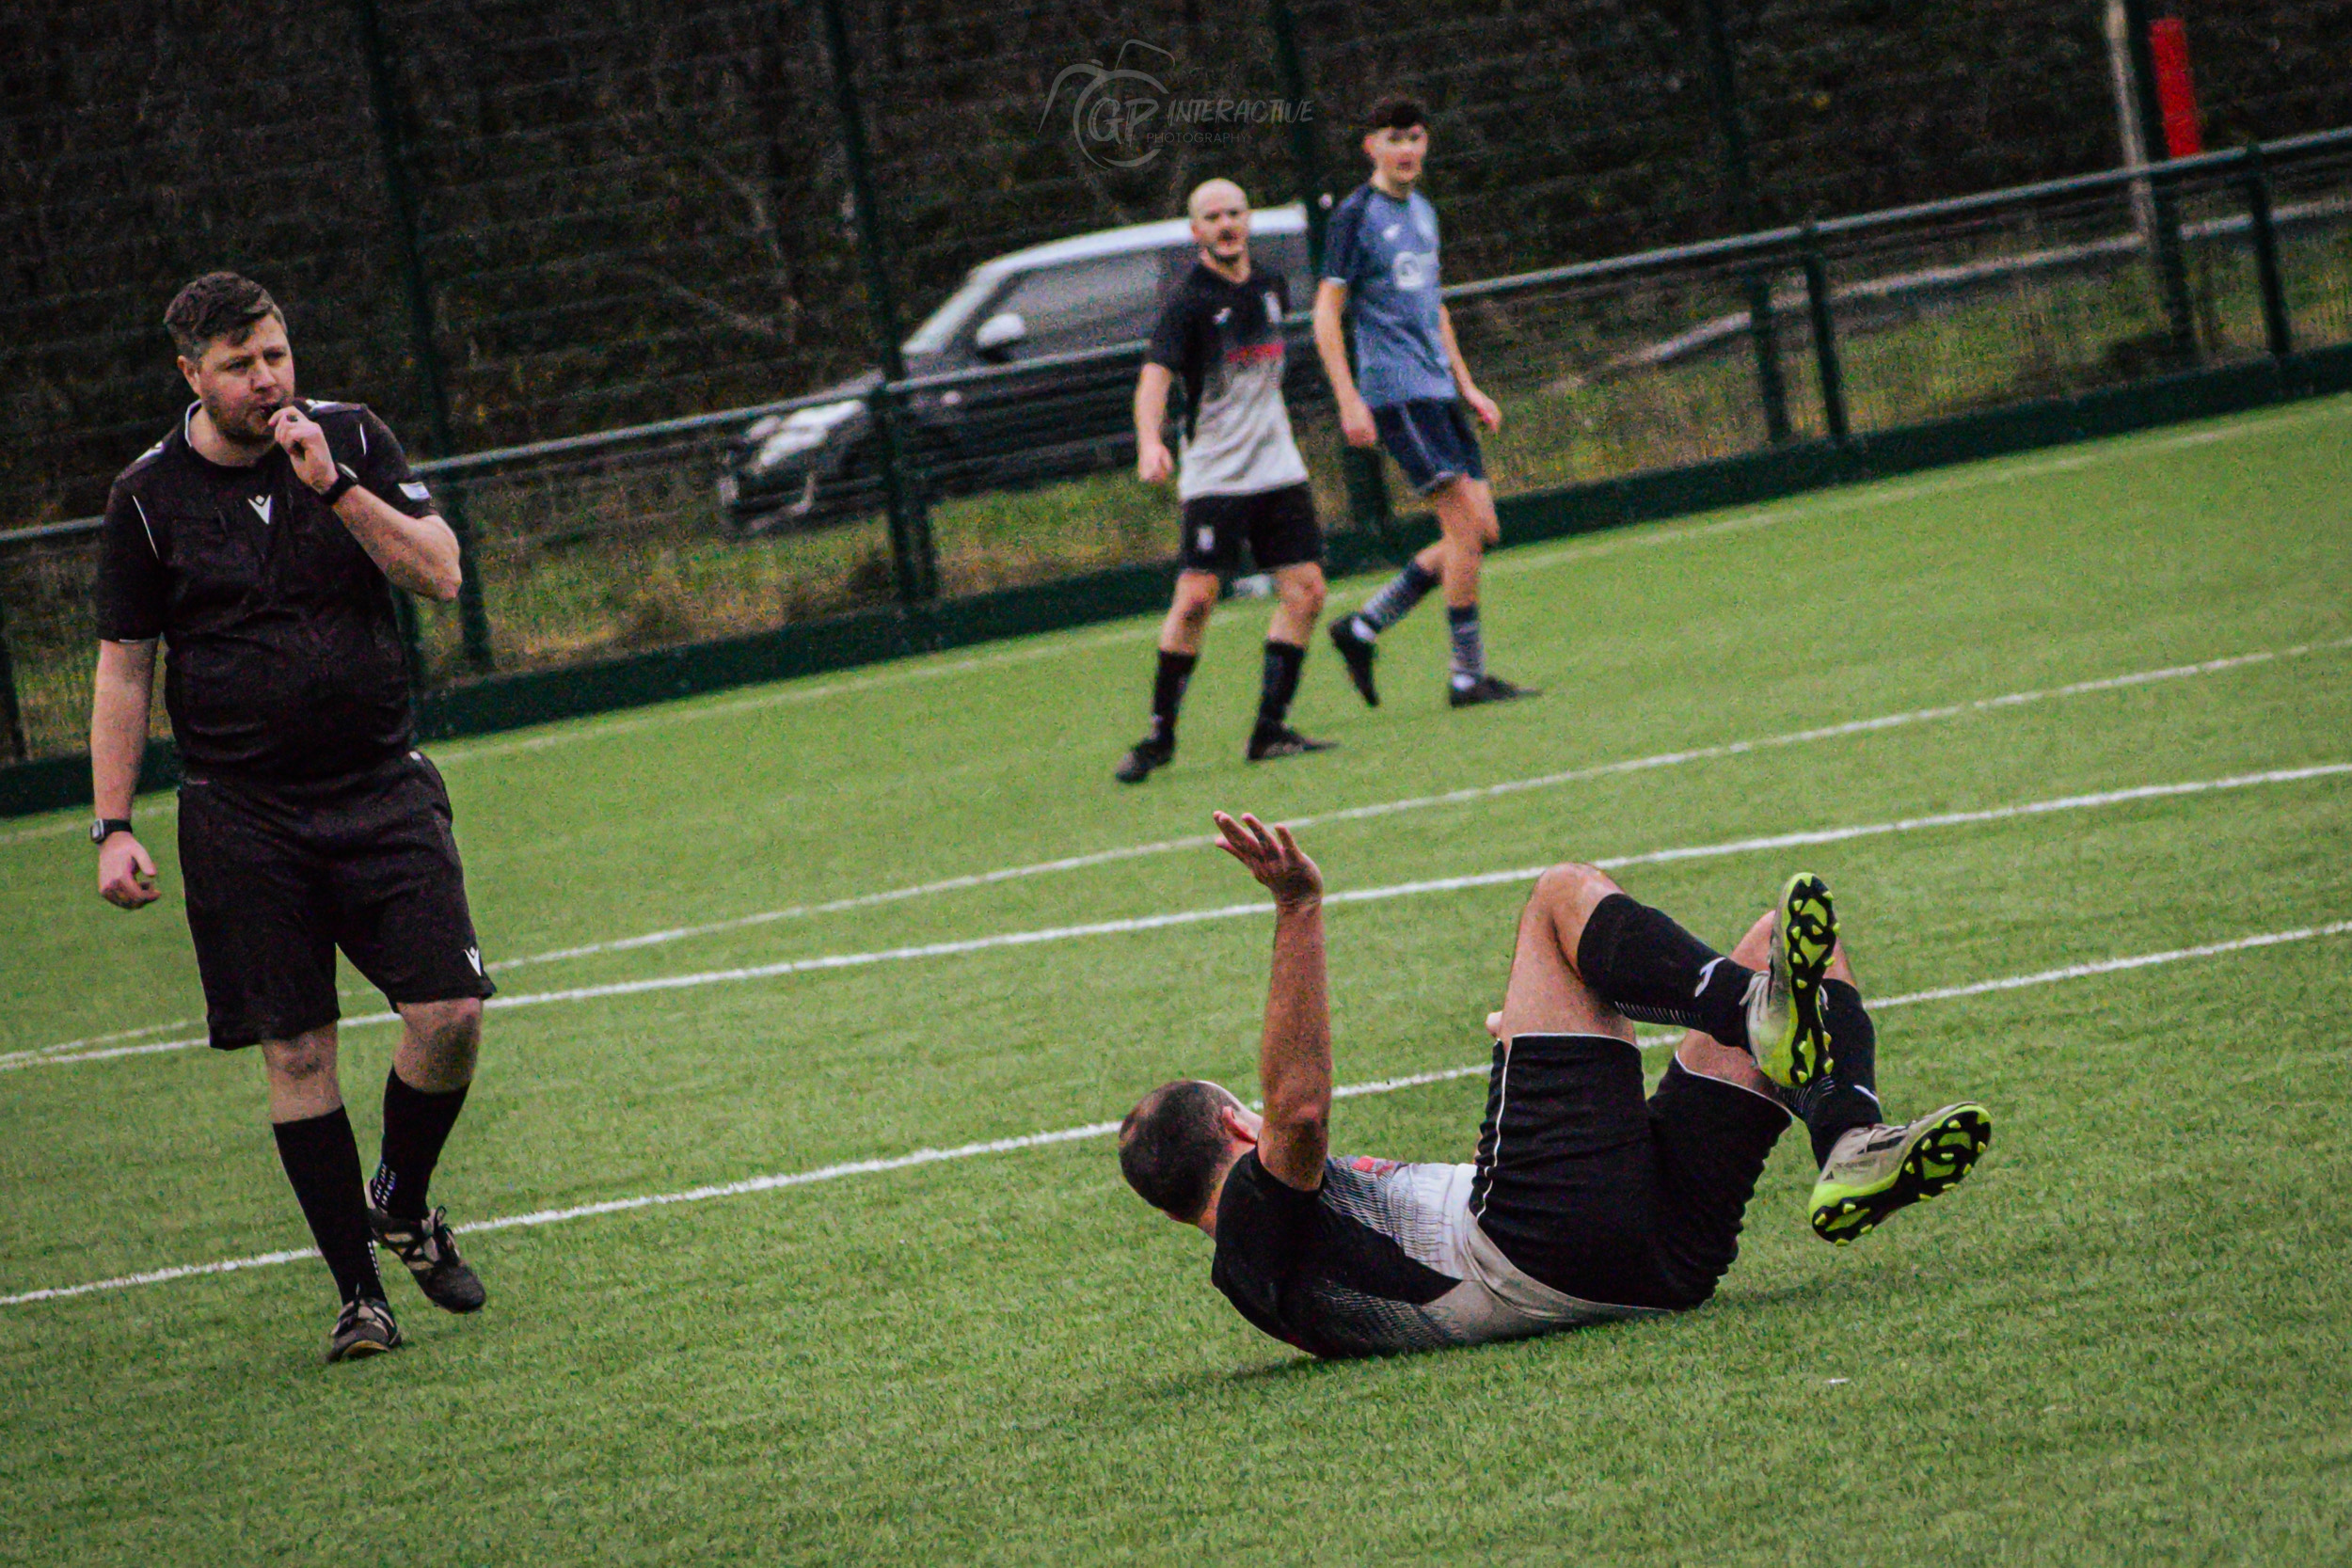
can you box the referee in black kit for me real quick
[91,273,495,1363]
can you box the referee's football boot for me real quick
[1447,673,1539,708]
[1809,1104,1994,1245]
[369,1204,487,1314]
[325,1296,403,1364]
[1327,617,1381,707]
[1247,723,1337,764]
[1743,871,1837,1088]
[1114,736,1174,784]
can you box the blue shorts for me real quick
[1373,399,1486,496]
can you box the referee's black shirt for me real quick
[94,400,437,783]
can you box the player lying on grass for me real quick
[1119,814,1992,1358]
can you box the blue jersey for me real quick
[1322,184,1454,408]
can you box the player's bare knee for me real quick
[1826,939,1856,986]
[1728,910,1776,968]
[1171,580,1217,626]
[1282,574,1327,620]
[261,1028,336,1085]
[411,998,483,1053]
[1531,862,1618,925]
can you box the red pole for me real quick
[2150,16,2203,158]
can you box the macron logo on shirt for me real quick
[246,495,273,527]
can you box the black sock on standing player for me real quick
[273,1106,385,1305]
[371,1069,471,1221]
[1574,892,1756,1051]
[1783,979,1883,1165]
[1254,640,1306,734]
[1148,650,1198,747]
[1355,560,1438,635]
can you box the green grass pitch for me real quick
[2,398,2348,1564]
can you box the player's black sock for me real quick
[1356,561,1438,634]
[1148,650,1198,747]
[273,1106,385,1305]
[371,1069,471,1221]
[1574,892,1756,1051]
[1783,979,1883,1165]
[1446,604,1486,687]
[1253,640,1306,733]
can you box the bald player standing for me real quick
[1116,180,1335,784]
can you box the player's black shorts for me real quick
[1469,1034,1788,1311]
[1373,398,1486,495]
[1177,483,1323,576]
[177,750,496,1050]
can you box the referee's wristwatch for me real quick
[90,817,134,847]
[317,461,360,507]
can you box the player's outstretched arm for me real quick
[1214,811,1331,1190]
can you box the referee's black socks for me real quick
[1573,892,1756,1051]
[273,1106,386,1306]
[372,1069,471,1222]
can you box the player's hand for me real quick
[1465,388,1502,432]
[1213,811,1323,911]
[1338,394,1378,450]
[1136,440,1174,484]
[268,405,337,492]
[98,833,161,910]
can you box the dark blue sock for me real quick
[1447,604,1485,686]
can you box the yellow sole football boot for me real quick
[1810,1104,1994,1245]
[1744,872,1837,1088]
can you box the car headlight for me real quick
[752,400,864,469]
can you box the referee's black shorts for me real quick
[1467,1034,1789,1311]
[177,751,496,1050]
[1177,483,1323,577]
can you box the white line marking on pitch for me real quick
[9,762,2343,1071]
[25,636,2336,1057]
[6,915,2345,1308]
[459,638,2352,976]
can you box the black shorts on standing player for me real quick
[1117,180,1337,784]
[1175,483,1323,578]
[89,272,495,1361]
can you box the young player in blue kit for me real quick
[1314,96,1535,710]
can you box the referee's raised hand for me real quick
[268,404,337,492]
[98,832,161,910]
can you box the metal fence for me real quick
[4,1,2351,768]
[5,125,2346,768]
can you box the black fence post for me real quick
[352,0,495,674]
[1267,0,1393,549]
[1693,0,1791,447]
[1800,227,1849,446]
[2117,0,2198,365]
[812,0,937,612]
[0,594,27,763]
[2241,144,2293,358]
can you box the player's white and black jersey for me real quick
[1211,1150,1662,1359]
[1146,262,1311,501]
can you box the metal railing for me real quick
[2,127,2348,770]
